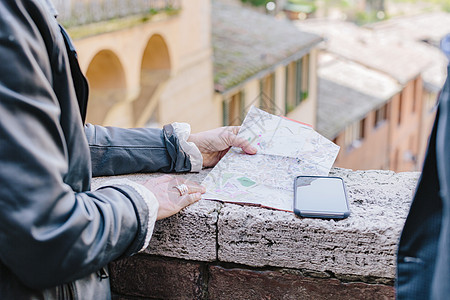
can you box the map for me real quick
[202,106,340,212]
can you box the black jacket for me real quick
[396,61,450,299]
[0,0,191,298]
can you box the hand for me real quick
[141,175,206,220]
[188,126,257,167]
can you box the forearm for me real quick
[85,124,193,176]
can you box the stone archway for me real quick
[85,50,127,125]
[133,34,171,127]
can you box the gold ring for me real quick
[174,184,189,196]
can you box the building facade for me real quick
[299,18,448,172]
[59,0,220,132]
[212,2,321,128]
[58,0,321,133]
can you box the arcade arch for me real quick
[85,50,127,125]
[134,34,172,127]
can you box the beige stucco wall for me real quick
[158,0,221,132]
[159,57,221,132]
[286,48,318,128]
[244,80,261,108]
[73,0,219,132]
[274,66,286,114]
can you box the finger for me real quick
[174,177,206,194]
[187,184,206,194]
[172,181,206,194]
[182,179,207,193]
[226,132,257,154]
[180,192,202,206]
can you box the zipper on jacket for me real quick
[55,283,76,300]
[96,267,109,280]
[68,281,77,300]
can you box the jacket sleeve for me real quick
[84,124,192,177]
[0,0,154,289]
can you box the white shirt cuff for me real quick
[96,178,159,252]
[171,122,203,172]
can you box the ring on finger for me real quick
[174,184,189,196]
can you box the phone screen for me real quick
[294,176,350,218]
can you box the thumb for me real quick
[227,133,257,155]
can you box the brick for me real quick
[110,255,205,299]
[208,265,394,300]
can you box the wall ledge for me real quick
[92,167,419,297]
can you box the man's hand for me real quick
[188,126,257,167]
[141,175,206,220]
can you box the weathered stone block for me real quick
[144,197,219,262]
[110,255,205,299]
[208,265,395,300]
[217,169,419,280]
[92,171,219,262]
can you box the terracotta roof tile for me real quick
[212,2,321,93]
[317,54,401,139]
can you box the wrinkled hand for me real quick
[141,175,206,220]
[188,126,257,168]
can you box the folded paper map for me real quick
[202,106,340,212]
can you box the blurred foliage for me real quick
[240,0,270,7]
[390,0,450,12]
[355,11,388,25]
[285,0,317,13]
[319,0,449,25]
[427,0,450,12]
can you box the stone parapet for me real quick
[53,0,182,27]
[92,168,419,299]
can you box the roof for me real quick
[317,54,401,139]
[297,20,433,85]
[212,2,322,94]
[367,13,450,92]
[413,42,448,93]
[367,12,450,48]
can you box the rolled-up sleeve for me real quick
[85,124,192,177]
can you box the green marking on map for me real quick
[237,177,256,187]
[222,173,234,185]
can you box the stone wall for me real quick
[91,167,419,299]
[54,0,182,27]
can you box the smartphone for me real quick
[294,176,350,219]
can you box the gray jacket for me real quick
[0,0,191,298]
